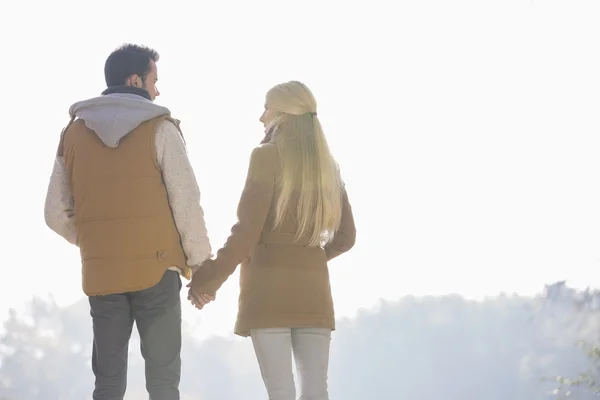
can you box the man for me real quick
[44,43,213,400]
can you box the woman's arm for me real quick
[324,186,356,261]
[191,144,277,295]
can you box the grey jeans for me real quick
[89,270,182,400]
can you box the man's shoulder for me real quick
[162,115,181,128]
[156,115,184,135]
[60,117,87,144]
[155,116,187,154]
[155,116,183,134]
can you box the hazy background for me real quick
[0,0,599,398]
[1,283,599,399]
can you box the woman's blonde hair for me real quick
[265,81,342,247]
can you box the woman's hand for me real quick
[187,288,215,310]
[186,261,217,309]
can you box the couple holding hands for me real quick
[44,43,356,400]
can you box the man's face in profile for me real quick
[143,61,160,101]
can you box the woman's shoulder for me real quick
[246,143,280,178]
[254,141,278,154]
[250,142,279,164]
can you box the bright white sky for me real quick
[1,0,599,339]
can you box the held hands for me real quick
[186,284,214,310]
[186,262,216,310]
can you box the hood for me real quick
[68,93,171,148]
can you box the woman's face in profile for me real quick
[259,105,279,128]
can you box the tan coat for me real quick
[60,116,190,296]
[192,143,356,336]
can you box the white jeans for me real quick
[250,327,332,400]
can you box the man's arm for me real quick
[44,156,78,245]
[156,120,212,273]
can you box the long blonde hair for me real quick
[265,81,342,247]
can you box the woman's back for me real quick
[258,142,352,251]
[189,80,357,400]
[191,81,356,337]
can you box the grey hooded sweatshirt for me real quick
[44,93,212,276]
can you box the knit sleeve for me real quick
[44,156,78,246]
[192,145,276,295]
[155,120,212,276]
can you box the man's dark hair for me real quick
[104,44,160,87]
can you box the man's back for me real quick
[61,113,187,295]
[47,91,212,291]
[43,43,212,400]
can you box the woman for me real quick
[189,80,356,400]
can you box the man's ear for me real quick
[126,74,141,87]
